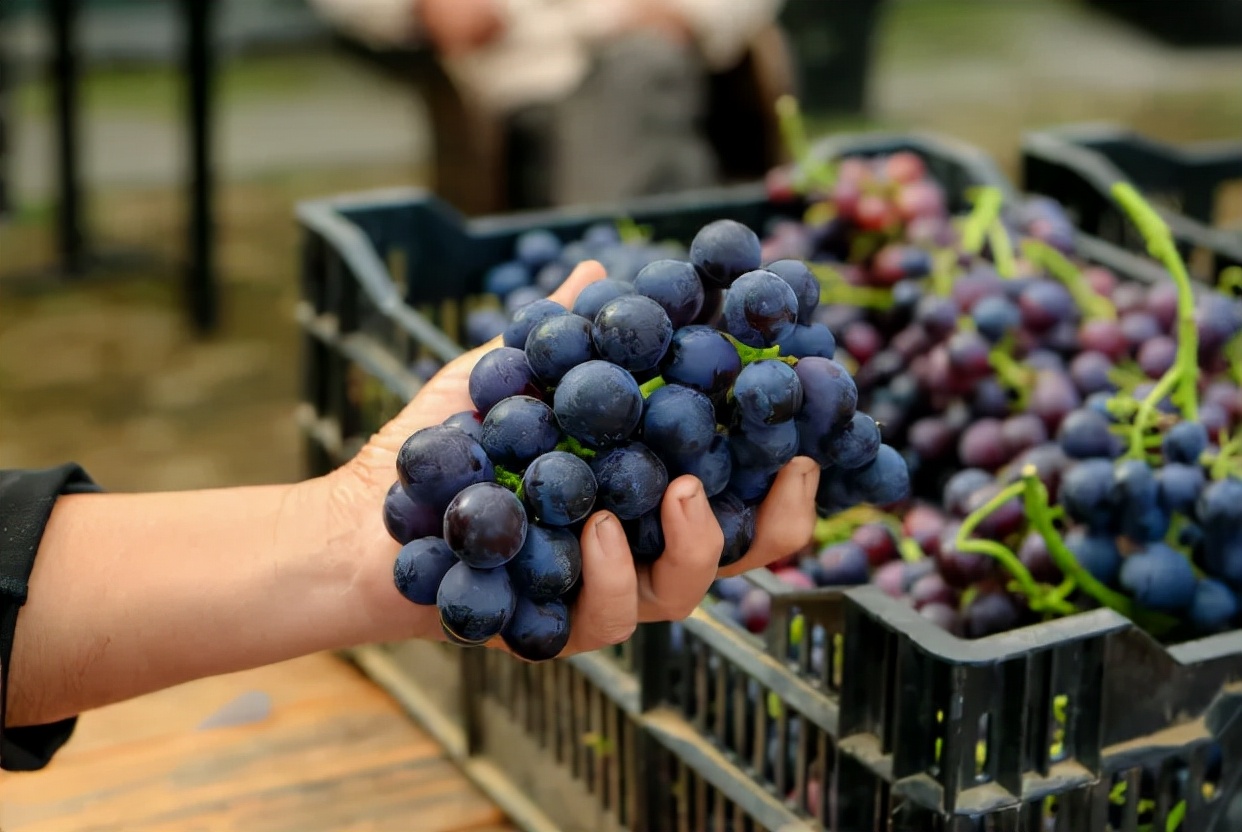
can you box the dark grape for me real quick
[731,421,800,472]
[712,491,757,566]
[515,229,562,270]
[842,322,883,365]
[661,325,742,398]
[525,314,595,384]
[914,294,959,341]
[1059,459,1117,532]
[592,295,674,373]
[910,571,957,609]
[676,433,733,498]
[825,444,910,509]
[1120,544,1197,612]
[507,525,582,602]
[733,360,803,427]
[920,602,964,636]
[908,417,956,462]
[522,451,597,526]
[1121,311,1161,350]
[504,298,567,349]
[1164,421,1208,465]
[397,426,496,512]
[393,537,458,605]
[824,412,881,470]
[1157,463,1205,514]
[438,561,516,644]
[816,542,870,586]
[572,279,635,321]
[469,347,541,415]
[590,442,669,521]
[1002,413,1048,457]
[946,330,991,378]
[503,597,571,662]
[1056,408,1115,460]
[935,522,994,588]
[444,482,529,569]
[642,384,719,460]
[903,504,948,558]
[951,268,1005,312]
[1019,280,1074,332]
[765,259,820,322]
[443,410,484,442]
[972,295,1020,342]
[963,483,1024,541]
[1198,478,1242,536]
[1069,351,1116,395]
[774,322,837,360]
[1113,459,1169,543]
[1029,370,1082,432]
[484,261,531,299]
[466,308,509,346]
[553,360,644,448]
[1064,528,1121,584]
[1137,336,1177,379]
[383,481,441,544]
[480,395,561,469]
[958,419,1008,470]
[795,357,859,460]
[943,468,993,517]
[633,259,706,328]
[852,523,898,566]
[1018,531,1061,583]
[1188,579,1239,633]
[732,465,777,504]
[624,509,666,564]
[723,270,800,347]
[690,219,762,289]
[963,592,1023,639]
[871,244,931,285]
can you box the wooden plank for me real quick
[0,653,514,832]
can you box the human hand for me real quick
[418,0,506,56]
[327,260,820,656]
[620,0,695,46]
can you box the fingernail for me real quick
[592,514,626,555]
[797,458,821,499]
[677,479,709,522]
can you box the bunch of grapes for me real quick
[380,218,909,661]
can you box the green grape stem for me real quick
[811,265,896,310]
[1126,360,1181,459]
[555,435,597,460]
[723,333,799,367]
[494,466,524,498]
[988,346,1033,407]
[639,376,667,398]
[961,187,1004,255]
[1020,239,1116,321]
[775,95,835,192]
[987,220,1017,278]
[931,248,958,297]
[1111,183,1199,422]
[1221,265,1242,297]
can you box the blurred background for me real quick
[1,0,1240,494]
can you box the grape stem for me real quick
[810,264,896,310]
[723,333,799,367]
[1111,182,1199,423]
[555,435,597,460]
[638,376,667,398]
[812,505,904,547]
[494,466,524,498]
[961,187,1004,256]
[1220,265,1242,297]
[988,344,1033,408]
[775,94,835,193]
[1020,239,1116,321]
[987,221,1017,278]
[931,249,957,297]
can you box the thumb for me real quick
[547,259,608,309]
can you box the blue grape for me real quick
[1196,292,1242,354]
[553,360,644,448]
[1121,544,1197,612]
[1113,459,1169,543]
[465,308,509,346]
[915,294,959,341]
[503,298,567,349]
[1064,528,1122,585]
[1059,459,1117,532]
[522,451,597,527]
[774,322,836,360]
[1157,463,1205,514]
[438,561,516,644]
[795,357,858,435]
[1204,532,1242,587]
[393,537,458,605]
[824,444,910,509]
[729,465,776,504]
[535,262,572,294]
[1084,391,1117,419]
[1056,408,1115,460]
[731,421,799,473]
[469,347,541,415]
[624,509,666,564]
[712,491,757,566]
[506,285,548,316]
[484,261,531,299]
[1019,280,1075,332]
[582,221,620,247]
[397,426,495,512]
[592,295,674,372]
[690,219,761,289]
[1188,579,1239,632]
[733,360,803,427]
[963,591,1023,639]
[816,542,870,586]
[590,442,669,520]
[642,384,719,460]
[572,279,635,320]
[825,412,882,470]
[525,313,595,384]
[943,468,993,516]
[1069,351,1116,396]
[971,295,1021,342]
[661,325,742,398]
[507,525,582,602]
[675,433,733,498]
[443,410,484,442]
[633,259,706,328]
[1164,421,1208,465]
[502,596,571,661]
[1197,478,1242,535]
[515,229,562,270]
[383,481,441,544]
[764,259,820,322]
[480,395,561,469]
[723,269,799,347]
[444,482,529,569]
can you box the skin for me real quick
[10,261,820,729]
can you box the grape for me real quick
[525,314,595,383]
[946,330,991,378]
[972,295,1021,342]
[958,419,1008,470]
[504,298,567,349]
[502,597,571,662]
[572,279,635,320]
[1029,370,1082,432]
[466,308,509,346]
[443,410,484,442]
[438,561,517,644]
[588,295,673,373]
[393,537,458,605]
[1121,544,1197,612]
[963,592,1023,638]
[1078,319,1128,362]
[444,482,529,569]
[553,360,644,448]
[507,525,582,602]
[633,259,706,328]
[870,244,931,285]
[676,433,733,498]
[469,347,541,415]
[731,421,800,472]
[397,426,496,512]
[1018,532,1061,583]
[1001,413,1048,457]
[1059,459,1117,532]
[1025,350,1066,373]
[733,360,803,427]
[590,442,669,520]
[1188,579,1239,633]
[1196,292,1242,355]
[515,229,562,270]
[910,572,956,609]
[795,357,859,459]
[521,451,597,527]
[1158,463,1206,514]
[1056,408,1115,460]
[920,603,963,636]
[951,269,1004,312]
[827,444,910,509]
[713,491,757,566]
[774,322,837,360]
[1164,421,1208,465]
[1019,280,1074,332]
[480,395,561,469]
[623,509,666,564]
[1121,311,1161,350]
[642,384,719,460]
[935,522,994,588]
[689,219,762,289]
[963,483,1024,541]
[1113,460,1169,543]
[903,504,948,558]
[731,465,777,504]
[943,468,993,517]
[815,542,869,586]
[842,322,883,365]
[914,295,959,342]
[533,264,571,295]
[383,482,441,544]
[1200,402,1230,437]
[1198,478,1242,536]
[764,259,820,322]
[484,261,531,299]
[411,356,444,381]
[1064,528,1122,584]
[1069,351,1116,395]
[738,588,771,632]
[1137,336,1177,378]
[661,325,742,398]
[824,412,881,470]
[723,270,800,348]
[852,523,898,566]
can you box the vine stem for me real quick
[961,187,1004,256]
[1020,239,1116,321]
[1126,366,1180,459]
[494,466,524,498]
[987,221,1017,278]
[810,265,896,310]
[722,333,798,367]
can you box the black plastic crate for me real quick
[1084,0,1242,47]
[1021,124,1242,290]
[297,132,1242,831]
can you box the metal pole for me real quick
[49,0,86,275]
[183,0,218,332]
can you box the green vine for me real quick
[555,435,597,460]
[961,187,1004,256]
[1021,238,1116,321]
[494,466,524,498]
[987,220,1017,278]
[810,264,896,310]
[775,95,836,193]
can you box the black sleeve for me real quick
[0,463,102,772]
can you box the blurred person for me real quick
[308,0,784,205]
[0,261,820,772]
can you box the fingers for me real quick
[565,512,639,652]
[637,476,722,622]
[717,457,821,578]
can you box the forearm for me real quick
[8,477,432,727]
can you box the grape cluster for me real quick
[382,219,908,661]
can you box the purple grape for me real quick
[393,537,458,605]
[592,295,673,372]
[963,591,1023,638]
[733,360,804,426]
[438,561,516,644]
[1018,532,1061,583]
[690,219,762,289]
[397,425,496,512]
[908,417,956,462]
[816,542,870,586]
[383,481,442,544]
[480,395,561,469]
[661,325,742,399]
[1120,311,1161,350]
[765,259,821,322]
[1078,319,1129,362]
[1069,351,1116,395]
[525,313,596,384]
[502,596,571,662]
[910,572,957,609]
[507,525,582,602]
[852,523,898,566]
[590,442,669,521]
[642,384,719,460]
[522,451,598,527]
[914,294,959,341]
[958,419,1009,470]
[572,279,635,321]
[469,347,542,415]
[444,482,529,569]
[935,522,995,588]
[515,229,563,270]
[724,269,800,347]
[1029,370,1081,432]
[633,259,706,328]
[553,360,644,448]
[1137,336,1177,379]
[504,298,568,349]
[1001,413,1048,457]
[713,491,757,567]
[920,602,963,636]
[1018,280,1075,332]
[943,468,993,517]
